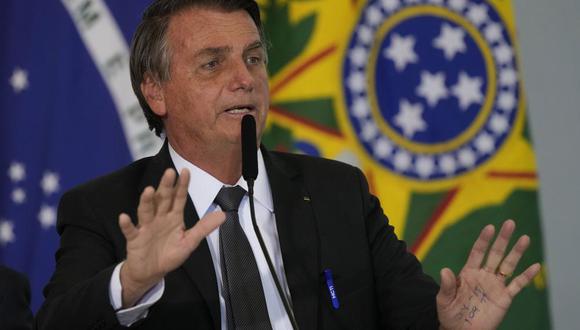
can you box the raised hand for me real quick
[436,220,541,330]
[118,168,225,308]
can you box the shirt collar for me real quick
[168,143,273,217]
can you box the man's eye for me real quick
[203,60,219,70]
[247,55,263,65]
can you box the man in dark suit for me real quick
[0,265,33,330]
[36,0,540,329]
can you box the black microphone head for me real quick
[241,115,258,181]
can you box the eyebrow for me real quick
[194,40,264,59]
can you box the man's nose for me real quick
[229,60,255,92]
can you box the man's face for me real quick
[148,7,269,151]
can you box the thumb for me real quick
[184,211,226,249]
[437,267,458,308]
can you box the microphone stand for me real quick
[242,115,299,330]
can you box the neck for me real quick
[168,137,242,185]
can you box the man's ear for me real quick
[141,74,166,116]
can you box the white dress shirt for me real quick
[109,144,293,329]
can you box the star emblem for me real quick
[484,23,503,43]
[467,4,489,26]
[458,148,476,168]
[381,0,400,12]
[499,68,517,87]
[41,171,60,196]
[416,156,435,178]
[498,92,516,112]
[448,0,468,12]
[373,138,393,159]
[347,71,366,93]
[416,71,449,107]
[8,162,26,182]
[490,114,509,135]
[357,25,373,45]
[0,220,15,245]
[384,34,418,72]
[494,44,514,65]
[349,47,368,68]
[452,72,484,110]
[12,188,26,204]
[366,6,383,26]
[393,150,412,171]
[361,120,379,141]
[475,133,495,154]
[433,23,467,61]
[352,97,370,118]
[9,67,29,93]
[439,155,457,175]
[38,205,57,229]
[394,99,427,138]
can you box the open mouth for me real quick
[224,105,255,114]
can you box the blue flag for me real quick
[0,0,160,311]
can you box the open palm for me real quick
[436,220,541,330]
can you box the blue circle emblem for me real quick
[343,0,520,180]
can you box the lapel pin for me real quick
[303,196,311,202]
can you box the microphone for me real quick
[241,115,258,185]
[240,115,299,330]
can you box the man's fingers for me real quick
[172,168,190,214]
[137,186,156,225]
[184,211,226,250]
[507,263,541,298]
[119,213,138,241]
[155,168,177,214]
[436,268,458,308]
[498,235,530,279]
[484,220,516,272]
[464,224,495,270]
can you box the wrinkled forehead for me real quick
[166,7,262,54]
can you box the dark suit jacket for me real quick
[0,266,33,330]
[36,143,439,330]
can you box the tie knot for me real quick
[214,185,246,212]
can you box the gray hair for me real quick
[129,0,265,136]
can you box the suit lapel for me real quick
[140,141,220,329]
[262,148,320,330]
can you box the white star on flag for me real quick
[433,23,467,60]
[347,71,366,93]
[475,133,495,154]
[38,205,57,229]
[394,99,427,138]
[8,162,26,182]
[439,155,457,175]
[9,67,29,93]
[393,150,412,171]
[366,6,383,26]
[416,71,449,107]
[380,0,400,12]
[494,44,514,65]
[357,25,373,45]
[449,0,467,11]
[484,23,503,43]
[498,92,516,112]
[41,171,60,196]
[452,72,484,110]
[349,47,369,68]
[373,138,394,159]
[12,188,26,204]
[416,156,435,178]
[384,34,418,72]
[458,148,476,168]
[0,220,15,245]
[467,4,489,26]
